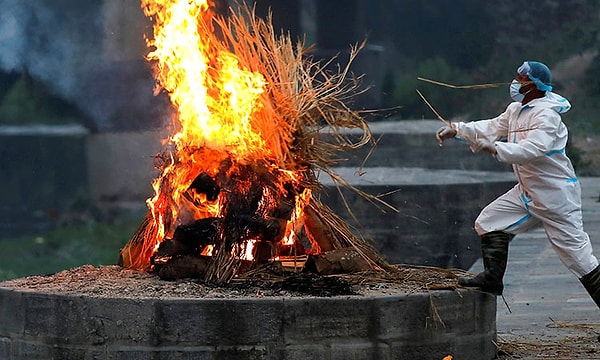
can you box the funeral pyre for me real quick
[119,0,392,284]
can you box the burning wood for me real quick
[119,0,392,283]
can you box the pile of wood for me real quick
[119,1,395,284]
[144,165,378,281]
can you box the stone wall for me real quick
[0,287,497,360]
[0,125,89,237]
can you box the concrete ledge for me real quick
[0,287,497,360]
[320,167,516,269]
[85,120,513,204]
[334,120,512,171]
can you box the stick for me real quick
[416,89,480,147]
[415,89,450,127]
[417,77,512,89]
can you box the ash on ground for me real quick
[0,264,462,299]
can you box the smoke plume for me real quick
[0,0,168,132]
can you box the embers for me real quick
[150,168,371,281]
[151,166,309,280]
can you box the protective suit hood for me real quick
[530,92,571,115]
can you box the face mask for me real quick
[510,79,524,102]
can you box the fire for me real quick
[142,0,269,240]
[128,0,315,270]
[282,188,313,246]
[120,0,390,282]
[143,0,266,156]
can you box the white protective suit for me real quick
[454,92,598,278]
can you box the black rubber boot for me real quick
[458,231,513,295]
[580,264,600,308]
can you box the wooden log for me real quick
[171,218,219,248]
[305,248,371,275]
[236,215,284,242]
[303,205,336,252]
[254,240,275,262]
[157,255,211,281]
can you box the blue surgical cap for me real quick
[516,61,553,92]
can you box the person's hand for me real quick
[471,138,497,155]
[436,125,457,145]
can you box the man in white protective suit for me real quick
[435,61,600,308]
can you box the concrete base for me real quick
[0,287,497,360]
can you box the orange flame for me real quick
[137,0,314,263]
[142,0,266,155]
[141,0,269,242]
[282,188,312,246]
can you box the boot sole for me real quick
[457,277,503,296]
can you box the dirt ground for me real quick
[496,331,600,359]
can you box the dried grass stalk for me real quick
[417,77,513,89]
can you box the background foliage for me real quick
[0,0,599,134]
[371,0,600,135]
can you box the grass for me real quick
[0,215,143,282]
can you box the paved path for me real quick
[468,177,600,349]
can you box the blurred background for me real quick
[1,0,599,280]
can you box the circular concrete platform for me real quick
[0,283,496,360]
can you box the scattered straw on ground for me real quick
[496,320,600,359]
[497,334,600,359]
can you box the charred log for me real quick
[271,200,294,220]
[189,172,220,201]
[253,241,275,262]
[172,217,219,248]
[153,217,219,260]
[236,215,284,241]
[270,182,298,220]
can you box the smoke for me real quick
[0,1,27,72]
[0,0,168,132]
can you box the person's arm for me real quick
[436,104,514,148]
[454,105,513,143]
